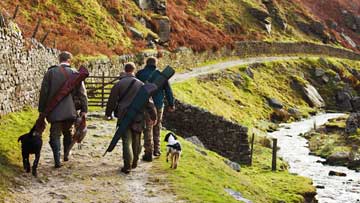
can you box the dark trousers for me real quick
[49,120,73,166]
[122,128,142,170]
[144,107,163,155]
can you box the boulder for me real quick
[248,8,270,22]
[152,17,170,43]
[267,98,283,109]
[351,97,360,112]
[262,0,287,30]
[186,136,205,148]
[245,67,254,79]
[224,159,241,172]
[345,113,360,134]
[314,68,325,77]
[128,26,144,39]
[342,10,360,33]
[264,18,272,34]
[303,84,325,108]
[321,75,330,83]
[327,152,350,166]
[341,32,357,48]
[288,107,301,119]
[328,170,347,177]
[135,0,166,15]
[270,109,290,122]
[336,90,353,111]
[135,0,151,10]
[310,21,325,36]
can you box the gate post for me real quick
[101,71,105,108]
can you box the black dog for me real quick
[18,126,42,177]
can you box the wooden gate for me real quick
[85,72,119,107]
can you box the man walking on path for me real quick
[106,63,157,174]
[136,57,175,161]
[38,51,88,168]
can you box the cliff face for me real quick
[0,0,358,56]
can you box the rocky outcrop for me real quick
[267,98,283,109]
[135,0,166,15]
[336,90,353,111]
[303,84,325,108]
[163,100,251,165]
[345,113,360,134]
[262,0,287,30]
[248,8,272,34]
[296,20,329,43]
[342,10,360,33]
[152,17,171,43]
[341,32,357,48]
[185,136,205,148]
[327,152,350,166]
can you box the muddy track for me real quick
[6,112,176,203]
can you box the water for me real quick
[268,113,360,203]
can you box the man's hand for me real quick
[148,119,157,126]
[105,115,113,121]
[80,112,87,119]
[168,106,175,112]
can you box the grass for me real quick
[0,107,39,198]
[172,57,360,127]
[152,131,315,203]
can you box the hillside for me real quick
[0,0,359,56]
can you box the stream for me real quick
[268,113,360,203]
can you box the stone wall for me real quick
[236,41,360,60]
[83,47,236,77]
[84,41,360,78]
[0,23,58,116]
[163,100,251,165]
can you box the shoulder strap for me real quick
[117,79,136,103]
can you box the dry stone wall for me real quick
[0,23,58,116]
[163,100,251,165]
[84,41,360,78]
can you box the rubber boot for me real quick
[50,140,61,168]
[63,134,72,162]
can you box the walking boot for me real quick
[121,167,131,174]
[63,133,72,162]
[153,151,161,157]
[132,159,138,169]
[50,141,61,168]
[142,154,153,162]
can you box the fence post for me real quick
[32,18,41,39]
[0,13,5,28]
[13,5,19,19]
[272,138,277,171]
[101,71,105,108]
[250,133,255,166]
[40,31,49,44]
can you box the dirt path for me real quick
[7,112,176,203]
[170,56,299,83]
[6,56,302,203]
